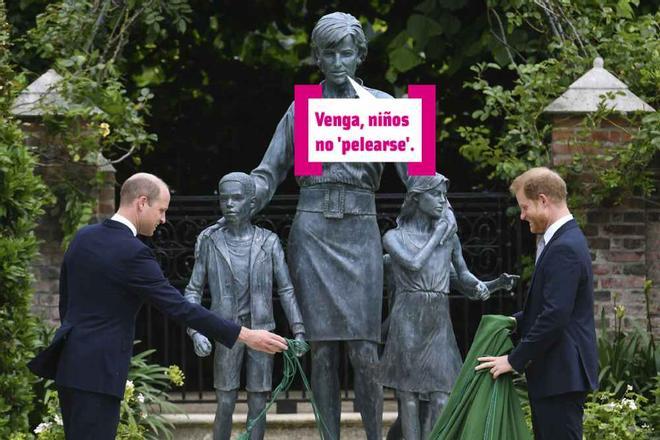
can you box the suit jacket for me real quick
[508,219,599,400]
[184,224,304,334]
[28,219,241,399]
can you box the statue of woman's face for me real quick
[416,182,448,219]
[317,35,360,88]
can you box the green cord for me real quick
[236,338,335,440]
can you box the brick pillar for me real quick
[18,120,116,326]
[96,155,117,222]
[548,115,657,335]
[11,69,117,326]
[646,200,660,335]
[549,115,634,167]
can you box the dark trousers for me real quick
[57,385,121,440]
[530,391,586,440]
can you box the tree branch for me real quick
[551,0,589,58]
[487,8,528,65]
[84,0,111,53]
[109,144,137,164]
[534,0,565,43]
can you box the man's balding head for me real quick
[120,173,168,207]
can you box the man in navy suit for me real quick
[29,173,288,440]
[476,167,598,439]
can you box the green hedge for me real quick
[0,1,52,436]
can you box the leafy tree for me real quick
[103,0,515,193]
[7,0,192,242]
[7,1,657,199]
[455,0,659,205]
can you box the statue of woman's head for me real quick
[311,12,367,87]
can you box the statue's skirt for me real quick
[377,290,462,393]
[287,210,383,342]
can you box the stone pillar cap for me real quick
[10,69,102,117]
[544,57,655,114]
[96,152,116,172]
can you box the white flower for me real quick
[604,402,617,410]
[141,410,148,419]
[622,398,637,410]
[626,384,633,392]
[124,379,136,401]
[137,393,145,403]
[54,414,63,425]
[34,422,52,434]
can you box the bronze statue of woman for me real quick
[247,12,437,439]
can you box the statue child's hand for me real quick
[433,219,449,244]
[499,273,520,291]
[292,333,308,358]
[192,333,212,357]
[476,281,490,301]
[438,209,458,245]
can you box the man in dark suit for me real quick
[476,167,598,439]
[29,173,288,440]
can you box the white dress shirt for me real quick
[110,213,137,236]
[543,214,573,245]
[536,214,573,263]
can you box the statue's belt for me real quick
[400,289,449,296]
[297,185,376,218]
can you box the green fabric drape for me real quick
[429,315,533,440]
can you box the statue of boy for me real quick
[184,172,305,440]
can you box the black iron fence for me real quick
[136,192,531,410]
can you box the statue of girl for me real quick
[378,173,517,440]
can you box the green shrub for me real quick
[32,346,184,440]
[587,285,657,438]
[27,320,56,431]
[583,388,654,439]
[597,285,658,399]
[643,376,660,436]
[0,1,52,437]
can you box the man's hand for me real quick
[192,332,212,357]
[238,327,288,354]
[475,355,513,379]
